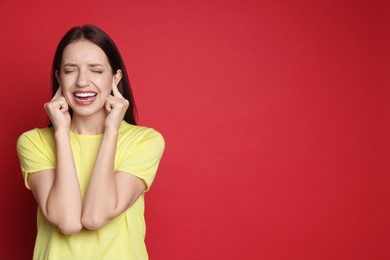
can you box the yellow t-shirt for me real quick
[16,121,165,260]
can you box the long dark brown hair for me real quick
[50,24,137,126]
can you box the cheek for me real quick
[97,78,114,95]
[60,85,74,103]
[60,75,76,88]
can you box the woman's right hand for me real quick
[44,87,71,131]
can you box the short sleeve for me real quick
[16,129,56,189]
[116,129,165,191]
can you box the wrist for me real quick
[54,128,70,138]
[104,126,119,136]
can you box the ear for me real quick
[55,70,60,84]
[113,69,123,85]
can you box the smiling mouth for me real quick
[74,92,97,99]
[73,92,97,105]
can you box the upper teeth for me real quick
[75,92,96,97]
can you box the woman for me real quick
[17,24,165,259]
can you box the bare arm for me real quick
[81,80,145,229]
[29,88,83,235]
[81,127,145,230]
[29,130,82,234]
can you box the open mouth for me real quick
[73,91,97,105]
[74,92,97,98]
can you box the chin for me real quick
[71,105,105,118]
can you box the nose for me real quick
[75,70,90,87]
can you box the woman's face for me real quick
[57,40,122,117]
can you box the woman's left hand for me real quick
[104,81,129,131]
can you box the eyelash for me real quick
[63,70,103,74]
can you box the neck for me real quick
[70,110,107,135]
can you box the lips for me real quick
[73,90,97,106]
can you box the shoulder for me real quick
[17,127,54,148]
[118,121,165,150]
[119,121,164,141]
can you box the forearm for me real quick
[46,130,82,234]
[81,127,119,229]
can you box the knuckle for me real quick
[45,102,53,109]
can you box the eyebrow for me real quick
[89,63,105,67]
[63,63,105,67]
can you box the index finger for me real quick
[52,87,63,99]
[112,81,124,98]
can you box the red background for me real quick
[0,0,389,259]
